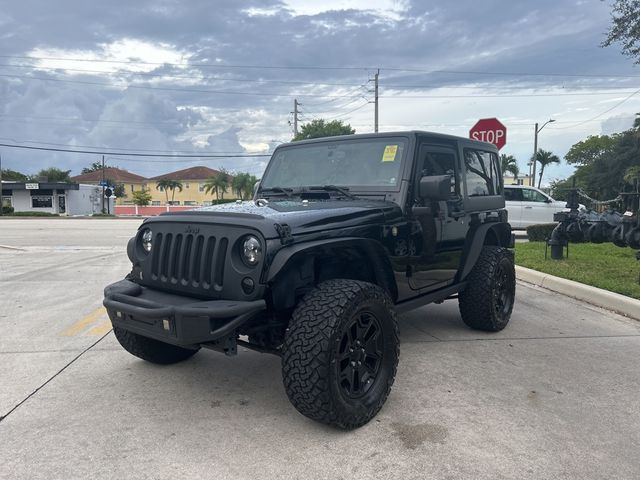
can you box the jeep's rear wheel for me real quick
[458,246,515,332]
[113,327,200,364]
[281,279,399,429]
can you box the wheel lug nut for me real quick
[357,361,361,366]
[351,361,356,366]
[349,348,354,353]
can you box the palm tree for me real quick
[500,154,520,179]
[204,170,229,202]
[156,179,183,205]
[624,165,640,187]
[534,149,561,188]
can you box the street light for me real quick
[531,119,555,187]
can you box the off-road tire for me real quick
[281,279,399,430]
[113,327,199,365]
[459,246,515,332]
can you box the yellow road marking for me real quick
[86,319,113,336]
[62,306,107,336]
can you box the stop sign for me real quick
[469,118,507,150]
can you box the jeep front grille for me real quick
[150,233,228,291]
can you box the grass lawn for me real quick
[515,242,640,300]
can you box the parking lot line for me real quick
[86,320,113,336]
[62,307,107,336]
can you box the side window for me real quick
[522,188,548,203]
[504,188,523,201]
[464,149,501,197]
[419,146,458,196]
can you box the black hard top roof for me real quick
[278,130,498,151]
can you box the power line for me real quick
[7,63,639,92]
[3,73,638,99]
[0,63,372,88]
[0,142,271,158]
[4,54,640,78]
[322,102,371,121]
[549,87,640,130]
[0,73,362,98]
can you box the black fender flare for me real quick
[456,222,512,282]
[266,237,398,301]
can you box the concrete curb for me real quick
[515,265,640,321]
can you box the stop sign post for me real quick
[469,118,507,150]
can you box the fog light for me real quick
[241,277,255,294]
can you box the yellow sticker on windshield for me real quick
[382,145,398,162]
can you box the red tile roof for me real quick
[71,167,146,183]
[149,166,224,181]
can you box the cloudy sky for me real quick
[1,0,639,184]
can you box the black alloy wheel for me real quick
[336,311,384,399]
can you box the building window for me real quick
[31,195,53,208]
[183,201,197,206]
[199,183,205,192]
[131,184,134,192]
[151,201,161,206]
[185,183,190,189]
[168,201,181,206]
[2,195,12,207]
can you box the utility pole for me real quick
[101,155,105,214]
[532,119,555,187]
[293,99,299,136]
[374,69,379,133]
[531,123,538,187]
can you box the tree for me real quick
[534,149,560,188]
[82,162,103,174]
[0,169,28,181]
[36,167,71,182]
[623,165,640,186]
[156,179,183,204]
[231,172,259,200]
[203,169,230,201]
[131,189,152,206]
[293,119,355,141]
[105,179,126,199]
[499,154,519,178]
[564,135,619,165]
[602,0,640,64]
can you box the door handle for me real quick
[524,206,533,209]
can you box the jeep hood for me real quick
[142,199,403,239]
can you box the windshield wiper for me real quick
[307,185,358,199]
[259,186,294,198]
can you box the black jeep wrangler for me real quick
[104,131,515,429]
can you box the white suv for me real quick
[504,185,578,229]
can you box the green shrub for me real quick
[1,205,14,214]
[10,211,59,217]
[526,223,557,242]
[92,213,116,217]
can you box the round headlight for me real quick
[141,228,153,253]
[242,235,262,266]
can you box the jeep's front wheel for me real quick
[281,279,399,429]
[113,327,200,365]
[458,246,515,332]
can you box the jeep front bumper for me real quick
[103,279,266,348]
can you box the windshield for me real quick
[261,137,408,190]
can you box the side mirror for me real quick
[419,175,451,201]
[545,198,552,203]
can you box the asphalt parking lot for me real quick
[1,218,639,480]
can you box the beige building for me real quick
[148,166,237,206]
[70,168,148,206]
